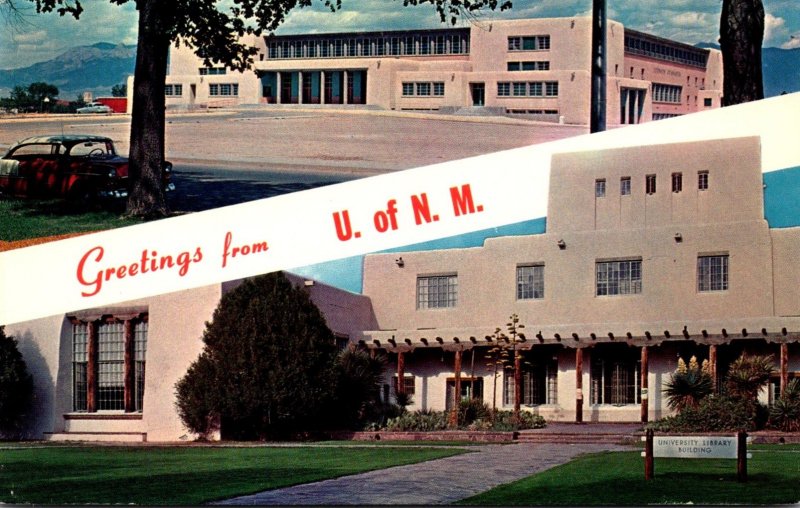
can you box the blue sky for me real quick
[1,0,798,69]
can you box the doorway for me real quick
[470,83,485,106]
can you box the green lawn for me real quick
[460,447,800,505]
[0,198,139,242]
[0,445,466,505]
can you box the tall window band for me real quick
[71,312,148,413]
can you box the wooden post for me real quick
[780,343,789,396]
[397,351,405,394]
[644,429,654,480]
[641,346,649,423]
[709,344,718,391]
[737,431,748,482]
[576,348,584,423]
[449,349,462,427]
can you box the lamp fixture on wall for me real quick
[674,232,683,242]
[395,257,404,267]
[557,239,566,249]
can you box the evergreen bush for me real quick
[0,326,34,438]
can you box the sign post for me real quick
[643,432,749,482]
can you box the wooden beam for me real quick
[449,350,462,428]
[709,344,718,392]
[397,351,405,394]
[780,343,789,396]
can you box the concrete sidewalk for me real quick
[215,442,633,505]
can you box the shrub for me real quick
[332,349,386,429]
[175,273,342,440]
[0,326,34,438]
[663,356,713,411]
[648,394,762,432]
[383,405,546,432]
[769,379,800,432]
[385,409,449,432]
[491,409,547,431]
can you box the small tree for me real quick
[663,356,713,412]
[175,272,340,440]
[111,83,127,98]
[333,348,386,427]
[486,326,512,412]
[725,353,774,400]
[0,326,34,438]
[769,379,800,432]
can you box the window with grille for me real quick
[393,375,416,396]
[516,265,544,300]
[595,179,606,197]
[402,82,414,96]
[503,358,557,406]
[497,82,511,96]
[672,172,683,193]
[417,275,457,309]
[591,352,641,405]
[697,255,728,292]
[646,174,657,194]
[71,314,148,413]
[433,82,445,96]
[596,259,642,296]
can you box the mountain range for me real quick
[1,41,797,100]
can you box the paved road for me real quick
[215,442,633,505]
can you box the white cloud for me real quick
[782,36,800,49]
[764,13,789,47]
[670,11,710,28]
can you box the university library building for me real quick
[6,133,800,442]
[155,16,723,125]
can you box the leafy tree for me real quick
[0,326,34,437]
[720,0,764,105]
[26,81,59,109]
[111,83,127,98]
[175,272,342,440]
[14,0,511,219]
[663,356,713,412]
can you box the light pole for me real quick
[42,96,50,114]
[590,0,607,133]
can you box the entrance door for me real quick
[470,83,485,106]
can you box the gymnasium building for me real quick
[5,136,800,441]
[159,16,723,125]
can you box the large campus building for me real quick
[5,136,800,441]
[159,17,723,125]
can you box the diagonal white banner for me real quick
[1,93,799,325]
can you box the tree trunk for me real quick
[126,0,171,218]
[720,0,764,106]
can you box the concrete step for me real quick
[45,431,147,443]
[518,433,639,445]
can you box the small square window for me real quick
[595,179,606,197]
[620,177,631,196]
[698,171,709,191]
[672,172,683,193]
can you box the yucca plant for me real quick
[770,379,800,432]
[725,353,775,400]
[663,356,714,412]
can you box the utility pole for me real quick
[590,0,607,133]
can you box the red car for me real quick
[0,134,174,201]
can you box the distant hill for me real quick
[0,42,136,100]
[696,42,799,97]
[0,41,797,101]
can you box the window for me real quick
[646,174,656,195]
[513,82,527,96]
[704,98,713,107]
[508,35,550,51]
[402,82,414,96]
[529,82,543,96]
[697,255,728,292]
[698,171,709,190]
[544,81,559,97]
[596,259,642,296]
[446,377,483,409]
[620,177,631,196]
[199,67,226,75]
[71,313,148,413]
[402,82,443,97]
[416,82,431,96]
[508,61,550,71]
[497,82,511,96]
[653,83,682,103]
[164,84,182,97]
[433,82,445,96]
[504,357,558,406]
[517,265,544,300]
[393,375,416,396]
[672,172,682,193]
[417,275,457,309]
[595,179,606,197]
[591,346,641,405]
[209,83,239,96]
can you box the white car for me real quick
[76,102,113,114]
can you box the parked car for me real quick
[76,102,113,114]
[0,135,174,201]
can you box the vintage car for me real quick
[0,135,174,201]
[76,102,113,114]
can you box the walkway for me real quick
[216,441,633,505]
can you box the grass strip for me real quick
[0,198,139,243]
[0,445,465,505]
[459,447,800,505]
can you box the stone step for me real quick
[517,433,639,445]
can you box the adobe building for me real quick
[158,17,723,125]
[5,137,799,441]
